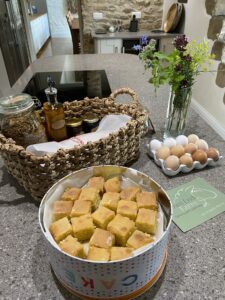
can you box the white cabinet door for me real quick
[96,39,122,54]
[30,14,50,54]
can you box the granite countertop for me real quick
[1,54,225,300]
[91,30,180,40]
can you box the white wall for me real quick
[0,49,10,97]
[162,0,225,137]
[46,0,70,38]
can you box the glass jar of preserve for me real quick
[82,113,100,133]
[66,117,83,138]
[0,93,48,148]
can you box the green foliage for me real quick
[139,37,213,93]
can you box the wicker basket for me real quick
[0,88,147,201]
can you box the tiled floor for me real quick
[37,38,73,58]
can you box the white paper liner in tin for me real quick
[147,143,222,177]
[43,170,165,260]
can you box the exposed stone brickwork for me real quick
[205,0,225,16]
[207,16,225,40]
[81,0,164,53]
[211,41,225,61]
[216,63,225,88]
[206,0,225,91]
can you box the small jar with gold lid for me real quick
[82,113,100,133]
[66,117,83,137]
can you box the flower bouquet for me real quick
[138,35,212,138]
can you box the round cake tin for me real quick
[39,165,172,299]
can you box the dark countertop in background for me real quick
[1,54,225,300]
[91,30,180,40]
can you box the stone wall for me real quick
[81,0,164,53]
[206,0,225,92]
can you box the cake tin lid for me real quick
[0,93,34,114]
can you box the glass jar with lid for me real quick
[82,113,100,133]
[0,93,48,148]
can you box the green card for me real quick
[167,178,225,232]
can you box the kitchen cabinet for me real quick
[95,39,122,54]
[30,14,50,54]
[93,31,179,55]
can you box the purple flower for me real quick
[140,35,148,46]
[174,64,181,72]
[183,54,192,62]
[180,79,188,88]
[132,44,142,51]
[173,35,189,51]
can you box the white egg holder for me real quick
[147,145,222,177]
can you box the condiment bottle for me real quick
[66,117,83,138]
[83,113,100,133]
[0,93,48,148]
[43,76,67,141]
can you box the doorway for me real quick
[0,0,30,86]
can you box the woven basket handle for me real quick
[110,87,139,106]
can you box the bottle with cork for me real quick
[43,76,67,141]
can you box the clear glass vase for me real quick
[164,86,192,139]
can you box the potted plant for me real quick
[138,35,212,138]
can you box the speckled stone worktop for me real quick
[1,54,225,300]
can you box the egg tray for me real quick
[147,146,222,177]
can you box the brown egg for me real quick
[179,154,193,168]
[156,146,170,160]
[192,150,208,164]
[164,155,180,170]
[206,147,219,161]
[184,143,198,154]
[170,145,185,158]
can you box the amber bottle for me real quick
[43,77,67,141]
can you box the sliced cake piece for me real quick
[87,246,110,262]
[101,192,120,212]
[49,217,72,243]
[127,230,153,249]
[71,214,95,241]
[110,247,133,261]
[104,176,121,193]
[136,208,157,235]
[52,201,73,221]
[61,187,81,201]
[89,228,115,249]
[70,200,92,217]
[88,176,105,193]
[107,214,135,246]
[117,200,137,220]
[59,235,84,258]
[120,186,141,201]
[92,206,115,229]
[78,187,100,210]
[136,191,158,210]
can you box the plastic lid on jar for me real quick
[0,93,34,114]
